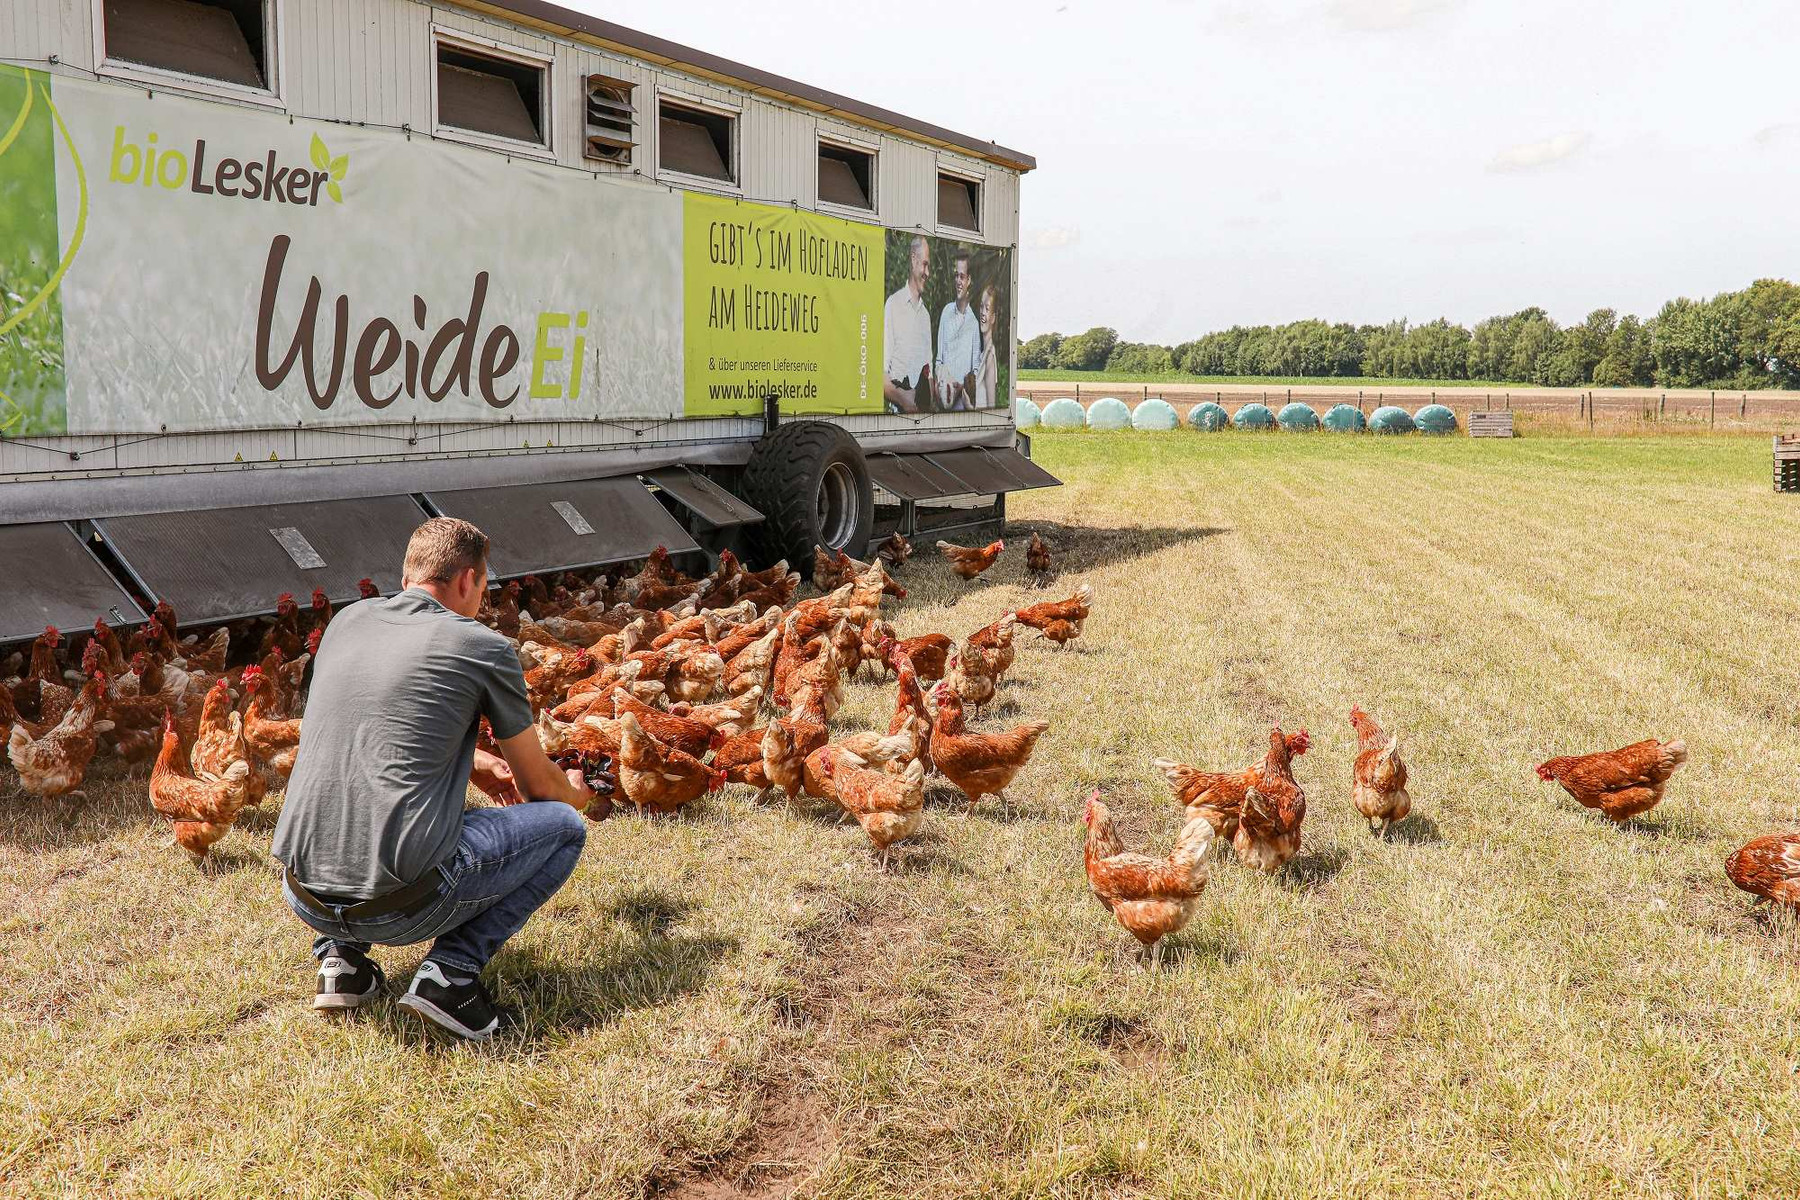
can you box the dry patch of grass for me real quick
[5,431,1800,1196]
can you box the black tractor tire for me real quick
[740,420,874,567]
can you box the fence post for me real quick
[1659,393,1666,419]
[1711,390,1716,426]
[1358,389,1364,414]
[1589,393,1595,432]
[1741,392,1747,419]
[1506,392,1512,412]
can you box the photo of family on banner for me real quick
[882,230,1012,414]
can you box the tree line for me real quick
[1020,279,1800,388]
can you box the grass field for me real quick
[5,433,1800,1197]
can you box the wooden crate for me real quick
[1469,411,1514,438]
[1776,436,1800,493]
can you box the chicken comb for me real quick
[306,628,322,652]
[311,588,329,604]
[44,625,60,642]
[276,593,296,606]
[241,665,264,685]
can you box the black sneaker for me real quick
[314,946,386,1012]
[398,960,501,1041]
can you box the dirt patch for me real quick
[658,1086,834,1200]
[654,893,913,1199]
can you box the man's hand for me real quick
[495,727,596,813]
[471,749,523,806]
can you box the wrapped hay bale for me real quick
[1414,403,1457,435]
[1130,398,1180,431]
[1277,402,1320,431]
[1233,402,1276,430]
[1322,403,1366,432]
[1188,402,1229,431]
[1040,397,1086,429]
[1085,396,1132,430]
[1368,405,1416,434]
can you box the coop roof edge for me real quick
[454,0,1036,172]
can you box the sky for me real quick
[572,0,1799,343]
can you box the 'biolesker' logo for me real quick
[108,126,349,206]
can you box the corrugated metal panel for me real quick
[926,446,1060,493]
[96,496,428,624]
[864,452,971,501]
[644,467,762,527]
[0,522,148,642]
[425,476,698,578]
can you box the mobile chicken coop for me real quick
[0,0,1052,642]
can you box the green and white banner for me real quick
[0,67,1012,436]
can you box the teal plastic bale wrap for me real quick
[1368,405,1415,434]
[1040,397,1086,429]
[1130,398,1180,431]
[1322,403,1366,432]
[1233,402,1276,430]
[1086,396,1132,430]
[1414,403,1457,435]
[1277,402,1320,431]
[1188,401,1229,431]
[1014,398,1041,428]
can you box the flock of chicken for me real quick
[3,525,1798,967]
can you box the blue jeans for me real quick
[282,802,587,975]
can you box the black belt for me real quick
[285,866,444,923]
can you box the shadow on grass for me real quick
[1018,520,1232,576]
[1619,815,1710,842]
[1163,926,1245,967]
[1384,814,1442,845]
[1277,845,1351,891]
[475,889,738,1043]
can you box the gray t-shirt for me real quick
[272,589,534,898]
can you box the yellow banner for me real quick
[683,194,884,417]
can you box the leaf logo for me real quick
[308,132,349,203]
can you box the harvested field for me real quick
[4,432,1800,1196]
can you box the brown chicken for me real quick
[936,538,1005,580]
[616,711,725,815]
[9,625,65,720]
[881,632,951,682]
[827,755,927,871]
[149,712,254,862]
[875,532,912,569]
[945,641,997,715]
[1153,729,1312,842]
[7,673,113,799]
[929,683,1049,815]
[240,666,303,781]
[1083,791,1214,970]
[1025,530,1053,584]
[802,729,916,801]
[191,677,266,806]
[1726,834,1800,907]
[966,614,1019,680]
[1013,584,1094,647]
[260,593,306,661]
[666,647,726,704]
[1535,739,1687,823]
[1349,704,1412,836]
[1235,727,1307,873]
[178,625,231,675]
[735,570,801,614]
[812,545,859,593]
[357,577,381,600]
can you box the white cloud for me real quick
[1753,122,1800,148]
[1025,225,1081,249]
[1487,131,1591,172]
[1328,0,1456,32]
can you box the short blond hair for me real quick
[403,517,489,585]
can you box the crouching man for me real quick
[272,517,595,1041]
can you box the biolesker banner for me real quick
[0,67,1012,437]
